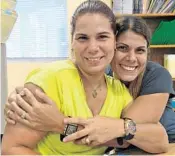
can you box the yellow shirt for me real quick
[26,60,132,155]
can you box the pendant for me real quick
[92,90,97,98]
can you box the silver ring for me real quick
[85,137,91,145]
[21,112,26,119]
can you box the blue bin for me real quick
[171,99,175,108]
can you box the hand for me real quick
[5,87,65,133]
[4,86,24,124]
[63,116,125,147]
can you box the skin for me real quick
[2,13,117,155]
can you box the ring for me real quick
[21,112,26,119]
[85,137,91,145]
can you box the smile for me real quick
[121,65,137,71]
[85,57,103,61]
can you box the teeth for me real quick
[87,58,100,61]
[121,65,136,71]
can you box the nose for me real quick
[88,39,99,54]
[126,50,137,62]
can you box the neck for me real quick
[77,67,105,88]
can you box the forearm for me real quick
[128,123,169,154]
[2,146,40,155]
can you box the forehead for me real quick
[117,30,147,47]
[74,13,113,35]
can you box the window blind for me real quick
[6,0,68,59]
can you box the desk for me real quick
[117,143,175,155]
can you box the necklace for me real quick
[92,83,101,98]
[76,64,102,98]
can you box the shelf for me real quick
[115,13,175,18]
[150,45,175,48]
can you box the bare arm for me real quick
[2,123,46,155]
[122,93,169,153]
[123,93,169,123]
[2,82,49,154]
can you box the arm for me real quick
[122,93,169,123]
[2,84,48,155]
[2,123,46,155]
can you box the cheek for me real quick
[139,55,147,67]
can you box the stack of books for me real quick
[1,0,17,43]
[112,0,175,14]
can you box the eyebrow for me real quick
[75,31,111,36]
[116,43,146,48]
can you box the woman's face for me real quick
[111,30,148,82]
[72,13,116,75]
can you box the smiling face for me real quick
[72,13,116,75]
[111,30,148,82]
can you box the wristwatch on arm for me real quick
[123,118,137,140]
[60,123,78,141]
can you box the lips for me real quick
[85,56,104,65]
[85,56,104,61]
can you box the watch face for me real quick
[128,120,136,134]
[64,124,78,136]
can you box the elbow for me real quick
[148,139,169,154]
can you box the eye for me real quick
[76,36,88,42]
[116,46,128,52]
[136,48,146,54]
[98,35,109,40]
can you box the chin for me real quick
[120,75,137,82]
[87,66,105,74]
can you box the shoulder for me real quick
[140,61,175,96]
[26,60,77,80]
[143,61,172,81]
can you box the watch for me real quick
[60,123,78,141]
[123,118,136,140]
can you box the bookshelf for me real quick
[150,45,175,48]
[115,13,175,17]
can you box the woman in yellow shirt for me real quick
[2,1,132,155]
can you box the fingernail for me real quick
[63,138,67,142]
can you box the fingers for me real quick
[8,90,17,103]
[64,117,87,126]
[22,88,38,106]
[15,86,24,94]
[4,108,16,124]
[16,95,33,113]
[16,116,32,127]
[35,89,53,105]
[63,128,89,142]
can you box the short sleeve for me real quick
[25,68,63,110]
[140,67,175,98]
